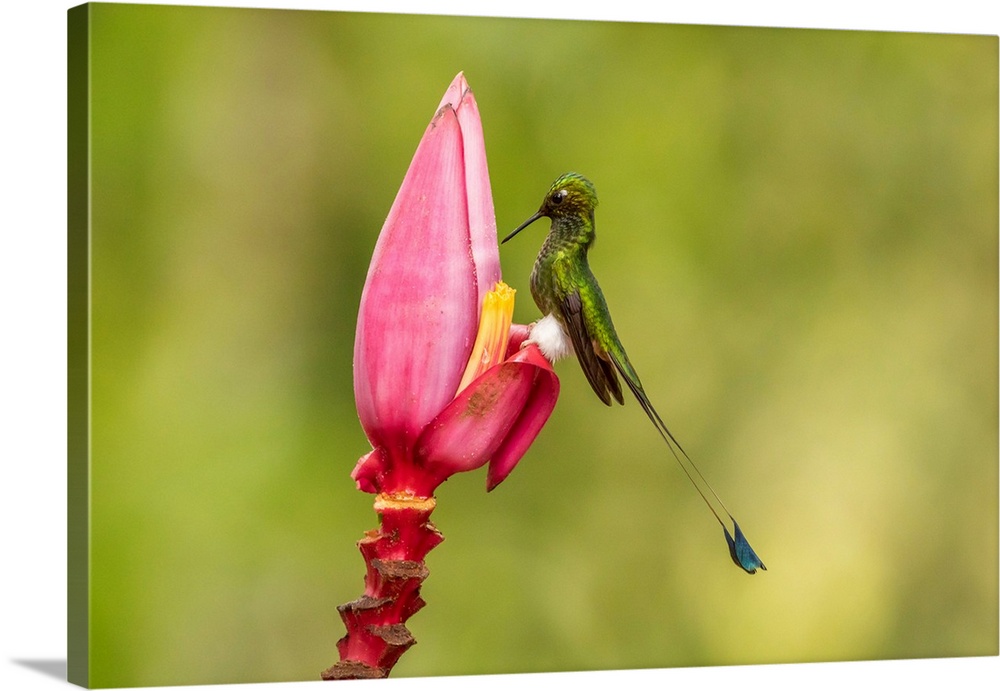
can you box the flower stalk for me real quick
[322,494,440,680]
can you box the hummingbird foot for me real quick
[516,320,538,349]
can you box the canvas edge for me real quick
[67,3,91,688]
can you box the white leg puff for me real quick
[527,313,574,363]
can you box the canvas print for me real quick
[68,3,998,687]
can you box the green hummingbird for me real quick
[502,172,765,574]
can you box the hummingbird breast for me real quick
[528,225,582,316]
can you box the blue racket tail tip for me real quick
[724,521,766,574]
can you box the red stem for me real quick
[323,493,443,680]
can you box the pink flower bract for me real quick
[352,73,559,496]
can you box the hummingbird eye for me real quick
[551,189,567,205]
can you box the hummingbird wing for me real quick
[559,290,624,406]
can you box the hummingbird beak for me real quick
[501,211,544,244]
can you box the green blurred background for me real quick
[83,3,998,687]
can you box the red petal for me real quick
[414,359,535,476]
[505,324,532,357]
[351,448,387,494]
[486,345,560,490]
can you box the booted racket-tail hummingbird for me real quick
[502,172,765,574]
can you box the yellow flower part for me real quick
[456,281,515,395]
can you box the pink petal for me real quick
[452,77,501,303]
[486,345,560,491]
[414,359,536,476]
[435,72,467,114]
[353,104,478,450]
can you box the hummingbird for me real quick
[502,172,765,574]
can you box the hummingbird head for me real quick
[538,172,599,219]
[502,172,599,244]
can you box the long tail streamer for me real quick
[609,353,766,574]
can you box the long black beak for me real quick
[501,211,544,244]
